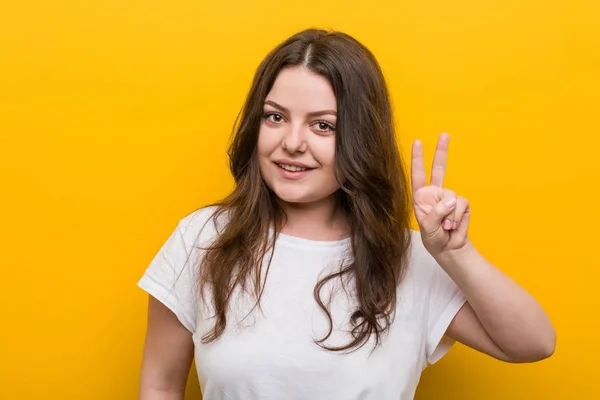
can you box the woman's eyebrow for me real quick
[264,100,337,118]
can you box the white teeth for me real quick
[278,163,307,172]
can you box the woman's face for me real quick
[258,66,340,205]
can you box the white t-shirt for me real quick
[138,206,466,400]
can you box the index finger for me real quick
[430,133,450,187]
[411,139,427,193]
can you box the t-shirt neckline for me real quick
[270,229,351,248]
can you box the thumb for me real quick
[455,204,471,238]
[421,190,457,232]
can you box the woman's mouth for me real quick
[274,162,314,180]
[276,162,310,172]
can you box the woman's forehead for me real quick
[265,67,337,113]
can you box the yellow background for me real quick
[1,0,598,398]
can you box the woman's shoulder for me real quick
[406,228,439,280]
[175,204,228,247]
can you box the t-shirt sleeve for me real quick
[137,216,201,334]
[425,256,467,364]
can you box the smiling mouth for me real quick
[275,162,313,172]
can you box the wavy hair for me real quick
[198,29,412,352]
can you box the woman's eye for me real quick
[264,113,284,123]
[313,121,336,132]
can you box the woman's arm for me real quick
[440,244,556,363]
[139,295,194,400]
[411,134,555,363]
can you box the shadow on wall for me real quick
[185,363,202,399]
[416,356,475,399]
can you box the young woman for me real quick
[137,29,555,399]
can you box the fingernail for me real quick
[443,219,452,230]
[446,198,456,207]
[452,221,458,230]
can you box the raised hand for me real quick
[411,133,471,257]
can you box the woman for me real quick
[137,29,555,399]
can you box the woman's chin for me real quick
[266,180,340,206]
[272,189,338,207]
[274,192,312,205]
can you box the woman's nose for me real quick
[281,124,307,153]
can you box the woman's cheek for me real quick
[317,141,339,186]
[257,127,277,156]
[324,142,337,169]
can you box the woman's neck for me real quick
[278,194,349,242]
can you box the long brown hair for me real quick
[198,28,412,352]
